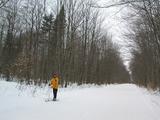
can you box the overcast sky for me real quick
[96,0,132,69]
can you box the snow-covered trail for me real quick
[0,80,160,120]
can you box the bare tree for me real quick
[0,0,9,8]
[128,0,160,89]
[0,0,130,86]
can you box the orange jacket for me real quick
[50,77,59,89]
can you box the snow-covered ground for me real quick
[0,79,160,120]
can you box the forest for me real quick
[92,0,160,89]
[0,0,130,87]
[126,0,160,89]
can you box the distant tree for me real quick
[41,14,54,33]
[40,13,54,81]
[0,23,4,56]
[47,5,66,81]
[0,0,19,81]
[128,0,160,89]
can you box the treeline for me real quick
[127,0,160,89]
[0,0,129,86]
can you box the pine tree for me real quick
[40,13,54,81]
[41,14,54,33]
[48,5,66,77]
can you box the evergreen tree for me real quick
[40,13,54,81]
[48,5,66,77]
[41,14,54,33]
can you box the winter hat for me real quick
[53,72,58,77]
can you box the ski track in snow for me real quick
[0,80,160,120]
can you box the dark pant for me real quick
[53,89,58,99]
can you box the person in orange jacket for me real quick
[49,73,59,101]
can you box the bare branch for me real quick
[90,0,144,9]
[0,0,9,8]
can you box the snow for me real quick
[0,79,160,120]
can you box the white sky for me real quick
[97,0,132,69]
